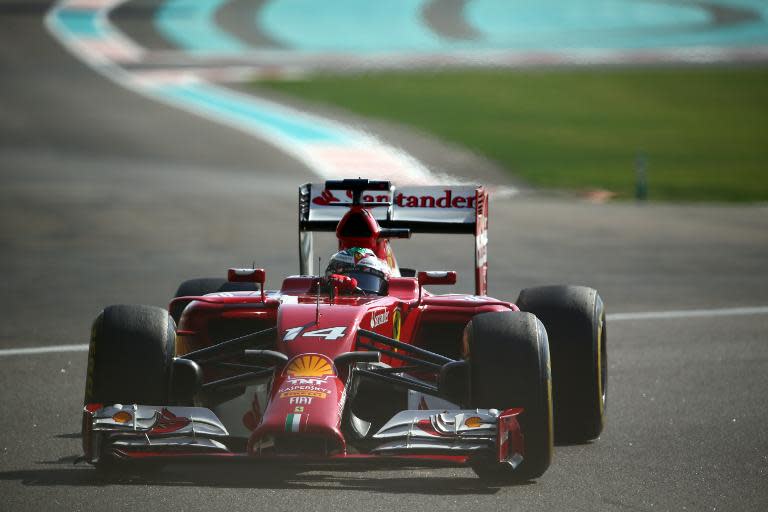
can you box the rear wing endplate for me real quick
[298,183,489,295]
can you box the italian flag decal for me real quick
[285,413,302,433]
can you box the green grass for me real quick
[260,68,768,202]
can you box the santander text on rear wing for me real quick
[298,182,489,295]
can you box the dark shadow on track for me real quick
[55,433,82,440]
[0,459,522,494]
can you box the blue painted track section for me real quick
[155,84,349,144]
[156,0,248,54]
[254,0,768,53]
[53,9,101,37]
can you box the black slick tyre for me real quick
[466,311,553,482]
[170,278,227,324]
[516,285,607,443]
[170,277,258,323]
[84,305,175,471]
[85,305,176,406]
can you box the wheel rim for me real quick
[598,312,607,414]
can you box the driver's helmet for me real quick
[325,247,390,295]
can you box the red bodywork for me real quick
[161,183,518,461]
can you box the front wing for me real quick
[83,404,525,469]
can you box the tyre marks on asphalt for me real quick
[422,0,481,41]
[697,1,762,28]
[4,305,767,357]
[215,0,282,49]
[155,0,247,54]
[111,0,176,51]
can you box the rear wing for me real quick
[298,183,489,295]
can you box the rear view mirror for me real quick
[228,268,266,301]
[228,268,266,284]
[417,271,457,286]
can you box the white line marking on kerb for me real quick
[0,344,89,357]
[607,306,768,322]
[2,306,766,358]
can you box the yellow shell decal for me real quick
[280,390,327,399]
[285,354,334,378]
[392,309,402,341]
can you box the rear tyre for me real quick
[170,277,258,323]
[170,278,226,323]
[467,311,553,482]
[516,285,606,443]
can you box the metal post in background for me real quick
[635,152,648,201]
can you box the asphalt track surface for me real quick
[2,2,768,511]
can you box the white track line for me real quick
[0,344,89,357]
[607,306,768,321]
[1,305,766,358]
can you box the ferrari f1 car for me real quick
[82,179,607,482]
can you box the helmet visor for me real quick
[348,271,387,295]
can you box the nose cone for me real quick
[248,354,347,455]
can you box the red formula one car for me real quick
[82,179,607,482]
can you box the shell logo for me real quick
[392,309,402,340]
[285,354,334,378]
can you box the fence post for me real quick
[635,152,648,201]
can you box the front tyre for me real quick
[85,305,175,405]
[516,285,607,443]
[466,311,553,482]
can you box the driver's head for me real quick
[325,247,390,295]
